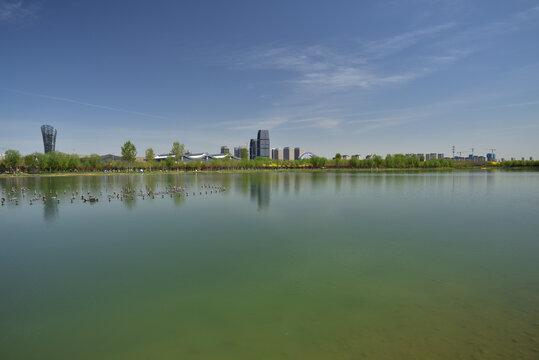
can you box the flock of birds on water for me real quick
[0,183,227,207]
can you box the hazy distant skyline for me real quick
[1,0,538,159]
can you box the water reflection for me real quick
[1,171,532,217]
[250,173,270,210]
[43,199,59,221]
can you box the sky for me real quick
[1,0,538,159]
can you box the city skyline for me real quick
[1,0,538,159]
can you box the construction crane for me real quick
[485,148,496,154]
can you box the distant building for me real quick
[234,146,246,158]
[426,153,437,161]
[271,148,283,160]
[342,155,350,160]
[283,147,293,161]
[416,153,424,160]
[293,147,303,160]
[249,139,257,159]
[256,130,270,158]
[220,146,230,155]
[530,157,534,161]
[437,153,444,159]
[41,124,57,153]
[486,153,497,162]
[100,154,122,162]
[511,157,515,161]
[521,157,525,161]
[352,154,362,160]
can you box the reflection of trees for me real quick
[311,172,328,190]
[238,174,250,196]
[121,176,137,210]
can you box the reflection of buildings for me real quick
[250,176,270,210]
[43,199,59,222]
[41,125,57,153]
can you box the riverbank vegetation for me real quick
[2,149,537,175]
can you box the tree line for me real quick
[1,143,537,173]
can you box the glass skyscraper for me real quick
[249,139,257,160]
[41,125,57,153]
[256,130,270,158]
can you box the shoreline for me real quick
[1,167,537,178]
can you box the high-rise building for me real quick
[234,146,245,158]
[250,139,257,159]
[256,130,270,158]
[220,146,230,154]
[437,153,444,159]
[294,147,303,160]
[271,148,283,160]
[283,147,293,161]
[41,125,57,153]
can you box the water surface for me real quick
[1,171,538,359]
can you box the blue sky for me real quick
[1,0,538,159]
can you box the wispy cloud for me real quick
[6,89,167,119]
[241,23,466,93]
[361,22,456,59]
[346,114,427,135]
[0,0,39,22]
[239,6,539,95]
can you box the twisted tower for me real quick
[41,125,57,153]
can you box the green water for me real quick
[1,171,538,359]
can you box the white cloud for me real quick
[0,0,39,21]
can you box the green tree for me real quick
[334,153,342,160]
[165,155,175,169]
[385,154,394,168]
[89,154,102,170]
[145,148,155,171]
[121,141,137,171]
[170,141,185,162]
[67,154,80,170]
[24,154,37,169]
[373,155,383,168]
[241,148,249,159]
[3,150,20,170]
[309,156,327,168]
